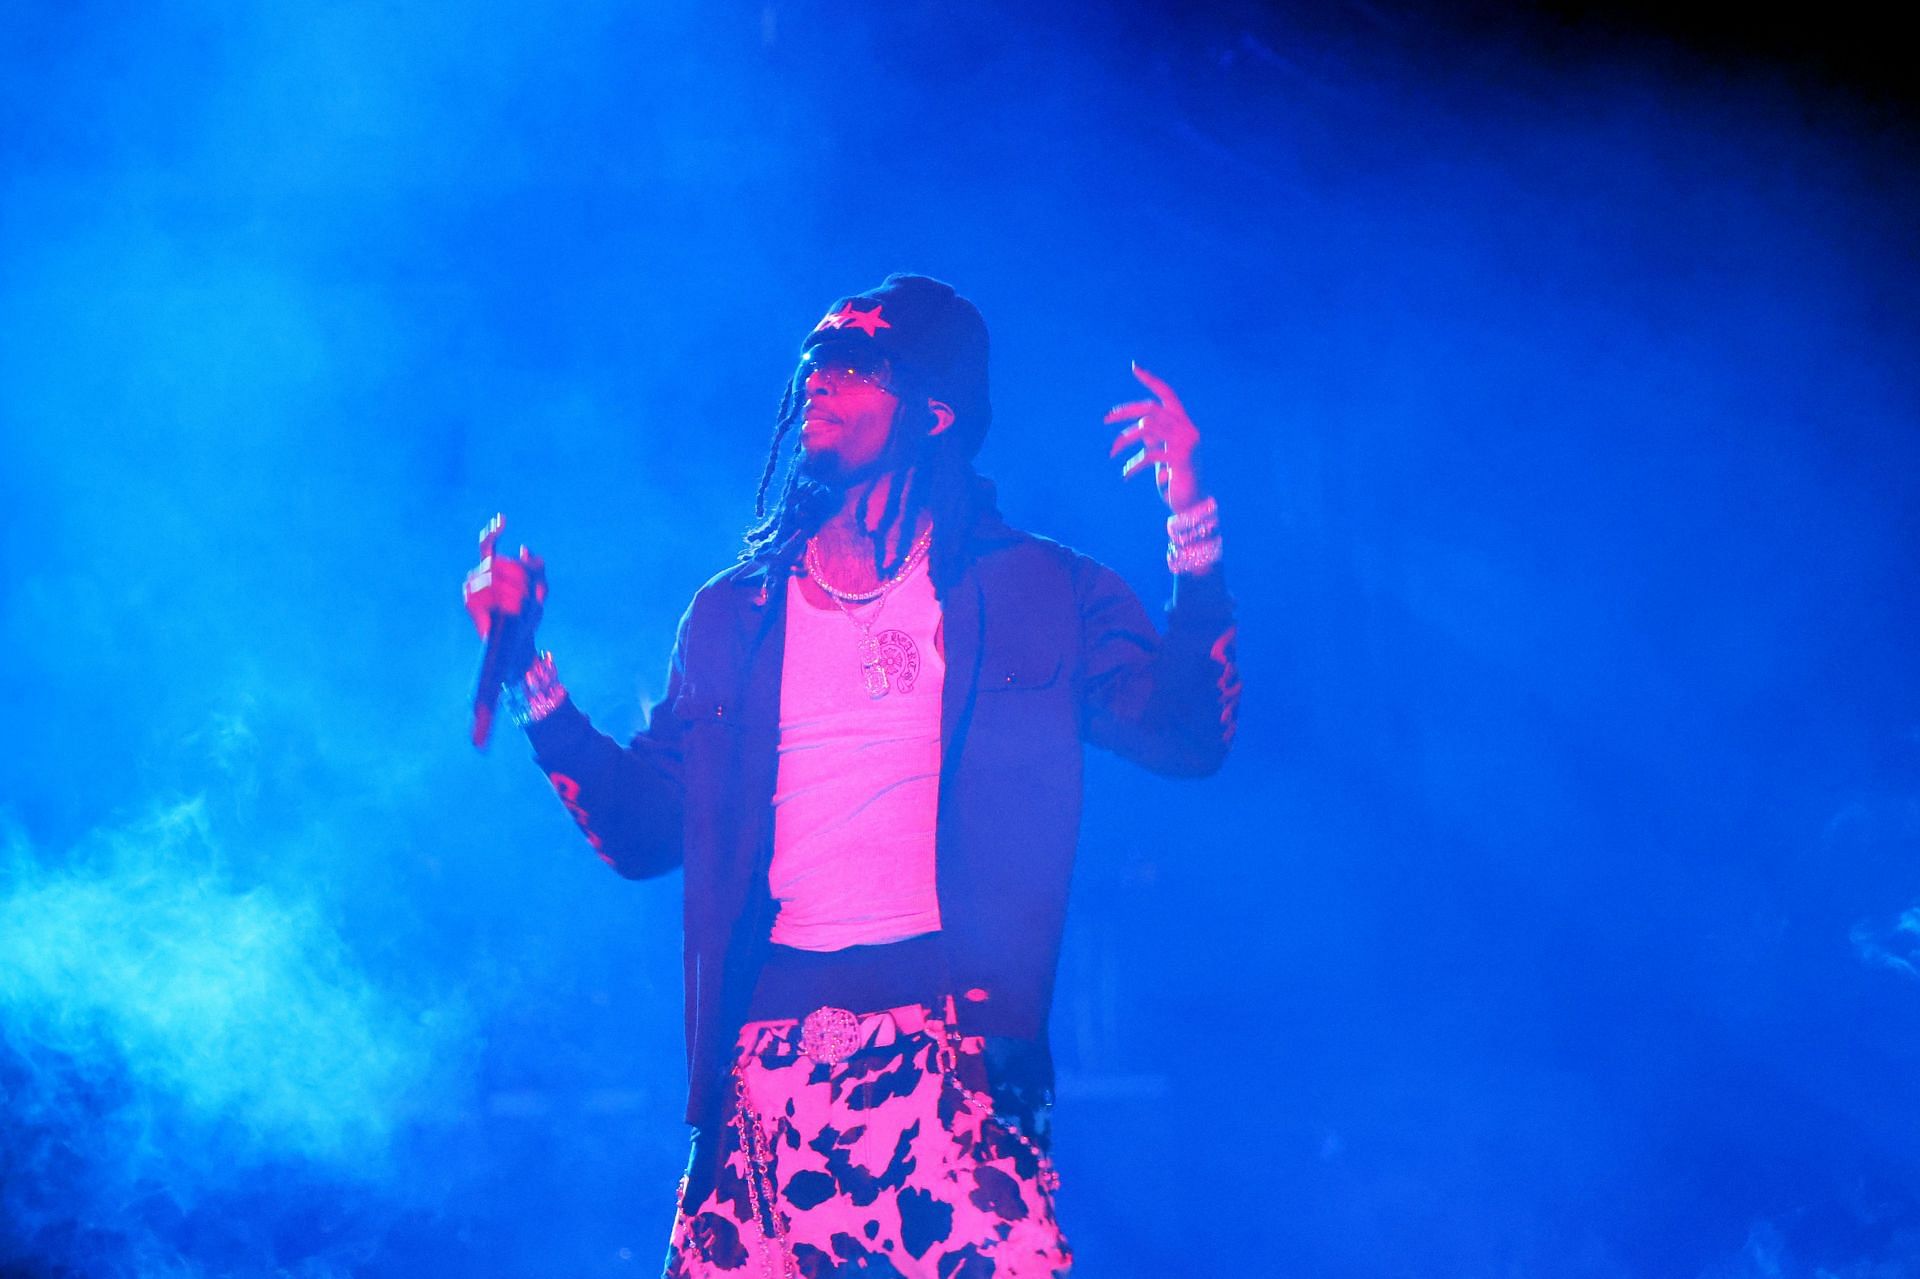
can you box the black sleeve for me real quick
[521,601,693,879]
[1075,558,1241,778]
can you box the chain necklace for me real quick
[804,527,933,698]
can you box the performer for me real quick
[462,275,1239,1277]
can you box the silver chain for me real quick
[731,1070,799,1279]
[804,529,932,698]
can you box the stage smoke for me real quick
[0,800,465,1277]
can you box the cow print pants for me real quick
[663,1003,1072,1278]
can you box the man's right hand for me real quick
[462,513,547,651]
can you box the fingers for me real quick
[519,544,548,604]
[1102,398,1161,425]
[1120,446,1170,480]
[1130,361,1186,415]
[469,514,508,635]
[462,554,535,631]
[1105,365,1202,510]
[462,564,496,638]
[487,558,532,605]
[1106,362,1188,420]
[1111,416,1192,457]
[464,515,550,640]
[1113,429,1185,470]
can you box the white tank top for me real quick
[768,553,945,951]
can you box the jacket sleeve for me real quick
[1074,557,1241,777]
[520,602,693,880]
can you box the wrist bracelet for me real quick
[1166,496,1223,574]
[504,651,568,728]
[1167,496,1220,541]
[1171,515,1219,545]
[1167,534,1224,575]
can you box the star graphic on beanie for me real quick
[813,302,890,337]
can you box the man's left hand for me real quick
[1105,362,1209,515]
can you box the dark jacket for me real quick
[525,508,1239,1124]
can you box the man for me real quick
[463,275,1238,1277]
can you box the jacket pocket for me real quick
[671,684,737,726]
[980,651,1062,692]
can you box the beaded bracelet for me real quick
[503,651,568,728]
[1167,535,1224,575]
[1167,496,1219,540]
[1166,496,1224,575]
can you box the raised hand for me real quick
[1104,362,1208,515]
[462,513,547,642]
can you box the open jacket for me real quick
[525,507,1240,1125]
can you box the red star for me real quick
[813,302,890,337]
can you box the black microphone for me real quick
[470,604,521,750]
[468,512,514,751]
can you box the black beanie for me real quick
[800,273,992,459]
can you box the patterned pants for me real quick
[664,1003,1072,1278]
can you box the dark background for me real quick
[3,1,1916,1275]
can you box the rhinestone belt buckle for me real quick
[798,1006,862,1065]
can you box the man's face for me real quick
[797,347,901,485]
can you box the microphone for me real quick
[472,610,525,749]
[470,514,512,751]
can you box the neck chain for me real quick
[804,527,933,698]
[805,526,933,602]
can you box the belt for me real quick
[736,999,952,1066]
[793,1001,947,1064]
[744,932,949,1022]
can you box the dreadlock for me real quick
[739,366,992,603]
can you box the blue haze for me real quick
[1,2,1916,1276]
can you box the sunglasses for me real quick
[798,347,893,394]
